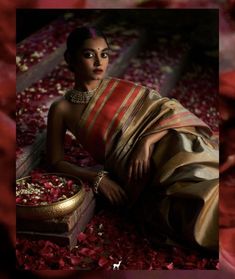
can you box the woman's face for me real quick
[74,36,110,81]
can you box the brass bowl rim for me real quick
[16,172,85,208]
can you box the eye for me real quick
[83,52,94,58]
[101,52,109,59]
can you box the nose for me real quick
[94,55,101,66]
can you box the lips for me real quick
[93,69,103,74]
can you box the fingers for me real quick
[128,165,133,181]
[128,161,140,181]
[128,160,150,181]
[119,187,128,202]
[103,181,128,206]
[138,162,143,179]
[109,189,126,206]
[143,161,149,174]
[134,161,139,179]
[114,186,128,205]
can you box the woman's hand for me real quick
[128,139,154,181]
[98,175,128,206]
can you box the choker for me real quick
[64,85,99,104]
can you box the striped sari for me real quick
[77,77,219,250]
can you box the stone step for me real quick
[17,45,66,93]
[121,33,191,97]
[16,131,47,179]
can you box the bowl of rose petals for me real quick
[16,173,86,220]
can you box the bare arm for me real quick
[46,100,127,205]
[46,100,97,183]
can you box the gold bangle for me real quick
[93,170,108,194]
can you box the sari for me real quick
[77,77,219,250]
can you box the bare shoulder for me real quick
[49,97,70,116]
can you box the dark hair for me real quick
[64,26,109,72]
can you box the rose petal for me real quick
[98,256,109,267]
[77,232,87,242]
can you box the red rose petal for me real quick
[44,182,52,189]
[79,247,96,257]
[70,256,81,266]
[77,232,87,242]
[98,256,109,267]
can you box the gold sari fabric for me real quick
[77,77,219,250]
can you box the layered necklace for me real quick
[64,83,100,104]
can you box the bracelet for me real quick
[93,170,108,194]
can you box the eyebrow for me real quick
[82,47,110,52]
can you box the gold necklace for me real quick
[64,85,99,104]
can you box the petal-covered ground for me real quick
[16,207,219,270]
[17,130,219,270]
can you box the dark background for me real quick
[17,8,218,50]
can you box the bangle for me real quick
[93,170,108,194]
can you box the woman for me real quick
[47,26,218,251]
